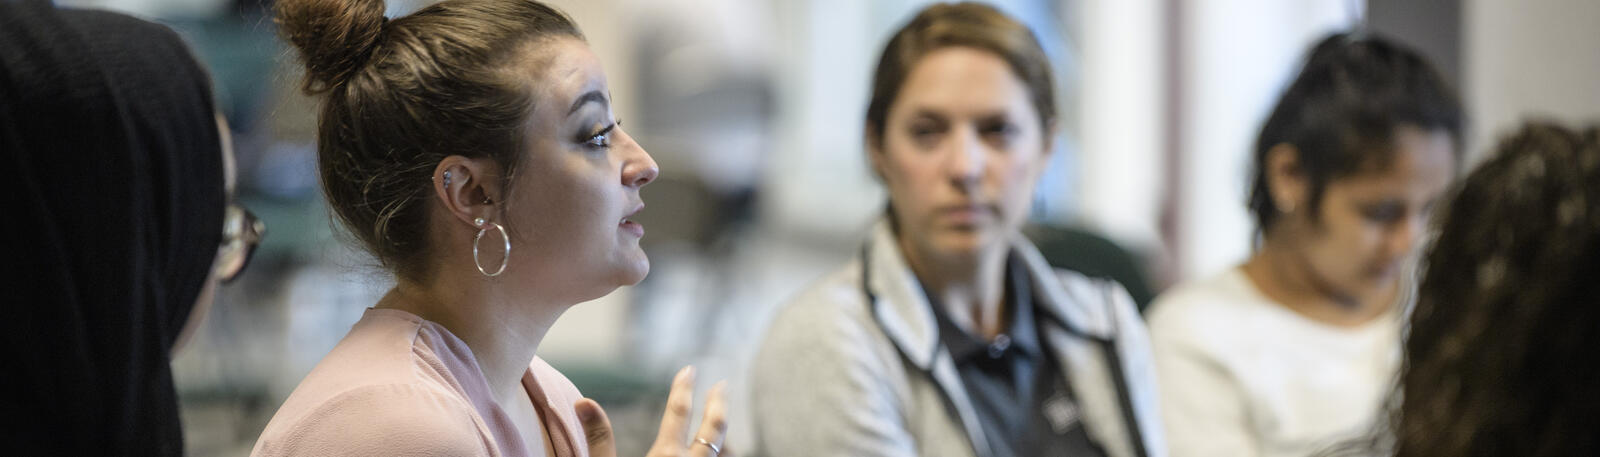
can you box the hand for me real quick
[576,366,730,457]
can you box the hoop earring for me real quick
[472,217,510,277]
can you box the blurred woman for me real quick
[253,0,726,456]
[1,2,261,454]
[1144,33,1462,457]
[1388,121,1600,456]
[751,4,1162,457]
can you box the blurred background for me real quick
[50,0,1600,454]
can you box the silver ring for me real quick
[694,437,721,456]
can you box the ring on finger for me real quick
[694,437,722,456]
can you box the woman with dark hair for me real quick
[253,0,726,456]
[1388,121,1600,457]
[1144,33,1462,457]
[0,2,262,454]
[751,4,1163,457]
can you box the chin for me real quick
[620,261,649,285]
[614,250,651,285]
[932,228,1002,256]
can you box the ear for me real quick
[1265,143,1308,214]
[866,124,888,181]
[1040,119,1058,155]
[432,155,502,229]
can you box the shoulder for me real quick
[1051,267,1129,307]
[753,261,902,384]
[1041,267,1145,336]
[251,383,489,457]
[758,263,882,356]
[254,310,492,456]
[1145,269,1262,352]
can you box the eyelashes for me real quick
[581,119,621,149]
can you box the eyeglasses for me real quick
[214,203,265,284]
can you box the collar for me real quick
[862,219,1116,371]
[925,254,1044,362]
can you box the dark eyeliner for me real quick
[578,120,620,146]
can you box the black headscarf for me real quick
[0,2,225,454]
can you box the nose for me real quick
[623,134,659,188]
[1386,213,1424,258]
[943,126,984,186]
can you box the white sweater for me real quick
[1146,268,1399,457]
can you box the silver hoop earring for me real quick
[472,217,510,277]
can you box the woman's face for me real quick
[499,37,658,303]
[874,46,1050,262]
[1279,126,1456,302]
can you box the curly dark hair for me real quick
[1392,121,1600,456]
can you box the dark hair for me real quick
[2,3,224,454]
[1247,32,1463,234]
[865,2,1055,147]
[1392,121,1600,456]
[275,0,581,280]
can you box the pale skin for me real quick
[871,46,1053,340]
[1242,125,1456,327]
[375,37,728,456]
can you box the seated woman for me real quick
[751,3,1162,457]
[1145,33,1462,457]
[1,2,261,454]
[1387,121,1600,456]
[254,0,726,455]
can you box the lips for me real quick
[619,203,645,238]
[936,203,995,225]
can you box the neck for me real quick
[377,272,567,403]
[900,235,1010,339]
[1243,236,1394,327]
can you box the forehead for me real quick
[520,37,607,120]
[893,46,1030,116]
[1335,127,1457,195]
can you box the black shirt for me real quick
[925,255,1107,457]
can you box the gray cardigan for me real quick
[751,222,1166,457]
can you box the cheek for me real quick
[882,153,938,206]
[1307,211,1385,278]
[510,167,611,253]
[994,154,1044,208]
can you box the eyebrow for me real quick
[567,90,608,115]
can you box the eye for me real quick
[1360,202,1405,224]
[980,121,1016,137]
[583,120,620,149]
[906,120,946,149]
[979,121,1018,146]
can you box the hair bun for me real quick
[275,0,386,94]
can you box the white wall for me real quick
[1464,0,1600,160]
[1171,0,1356,279]
[1075,0,1166,251]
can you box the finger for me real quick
[687,380,730,457]
[575,398,617,457]
[652,365,696,451]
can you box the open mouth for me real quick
[619,204,645,237]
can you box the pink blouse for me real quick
[251,308,589,457]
